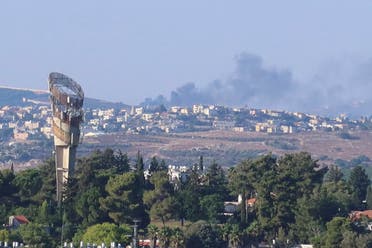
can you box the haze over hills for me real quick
[0,85,129,109]
[141,53,372,118]
[1,80,371,119]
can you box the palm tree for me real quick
[229,224,241,248]
[170,227,185,248]
[158,226,172,248]
[147,224,159,248]
[220,223,231,243]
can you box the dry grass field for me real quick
[82,130,372,168]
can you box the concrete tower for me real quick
[49,72,84,203]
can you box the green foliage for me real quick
[171,227,185,248]
[0,229,10,242]
[149,197,176,226]
[366,186,372,209]
[19,222,53,247]
[147,224,159,248]
[354,232,372,248]
[13,169,42,204]
[100,172,148,225]
[200,194,224,222]
[264,139,298,150]
[325,165,344,183]
[149,156,159,174]
[341,230,358,248]
[4,149,372,246]
[0,204,8,225]
[158,226,172,248]
[144,171,176,224]
[228,158,257,224]
[323,217,351,248]
[175,188,202,222]
[205,162,228,198]
[348,166,370,208]
[228,224,242,248]
[136,150,145,172]
[32,159,56,203]
[75,187,102,227]
[185,221,224,248]
[230,152,327,241]
[81,222,131,245]
[0,169,17,208]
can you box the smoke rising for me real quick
[169,54,297,110]
[142,52,372,117]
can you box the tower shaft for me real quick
[49,72,84,203]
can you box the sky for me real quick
[1,1,372,116]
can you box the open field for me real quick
[3,130,372,173]
[81,130,372,168]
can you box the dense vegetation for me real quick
[0,149,371,247]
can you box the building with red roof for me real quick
[8,215,30,229]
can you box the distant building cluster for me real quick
[0,103,371,143]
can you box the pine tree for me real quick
[149,156,159,174]
[325,165,344,183]
[348,166,370,208]
[366,186,372,209]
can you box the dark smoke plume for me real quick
[142,53,372,117]
[169,53,297,110]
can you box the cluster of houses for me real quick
[1,103,371,144]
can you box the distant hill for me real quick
[0,86,130,109]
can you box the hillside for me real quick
[0,86,129,109]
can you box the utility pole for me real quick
[132,219,141,248]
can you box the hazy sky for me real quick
[1,1,372,114]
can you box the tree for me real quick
[13,168,42,204]
[19,222,53,248]
[136,151,145,172]
[0,168,17,208]
[114,150,130,174]
[228,224,242,248]
[159,159,167,171]
[228,159,256,224]
[200,194,224,222]
[268,153,325,235]
[325,165,344,183]
[341,230,358,248]
[292,194,323,244]
[355,232,372,248]
[33,159,56,204]
[150,197,176,226]
[175,188,202,222]
[144,171,175,225]
[100,172,148,226]
[158,226,172,248]
[149,156,160,174]
[366,186,372,209]
[230,152,326,241]
[75,187,103,227]
[0,203,7,225]
[205,161,228,198]
[199,156,204,172]
[171,227,185,248]
[185,221,224,248]
[323,217,351,248]
[147,224,159,248]
[81,222,131,245]
[0,229,10,242]
[348,166,370,208]
[37,200,54,225]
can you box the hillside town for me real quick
[1,101,372,144]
